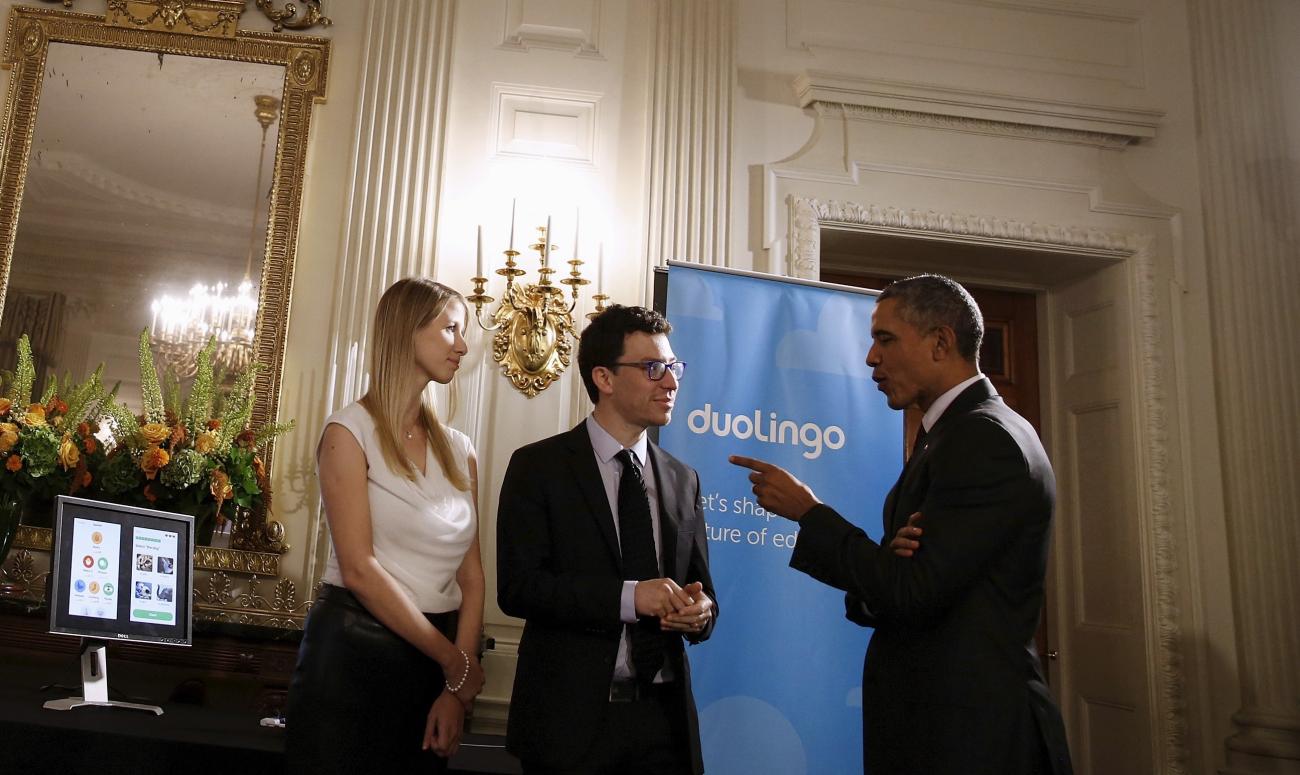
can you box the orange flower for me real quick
[139,445,170,480]
[45,397,68,416]
[22,404,46,426]
[253,456,266,479]
[5,454,21,472]
[169,424,186,449]
[0,398,11,416]
[0,422,18,454]
[140,422,170,445]
[143,483,159,503]
[194,431,219,455]
[80,469,93,488]
[58,434,80,470]
[207,419,222,431]
[210,469,233,501]
[82,435,98,455]
[235,429,256,448]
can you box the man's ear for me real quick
[930,326,958,361]
[591,365,616,398]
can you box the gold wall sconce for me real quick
[468,206,608,397]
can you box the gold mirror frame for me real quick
[0,5,329,625]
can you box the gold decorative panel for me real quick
[105,0,246,38]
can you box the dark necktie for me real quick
[911,425,929,460]
[615,449,664,683]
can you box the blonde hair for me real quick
[359,278,470,490]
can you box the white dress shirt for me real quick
[585,415,672,682]
[922,374,985,433]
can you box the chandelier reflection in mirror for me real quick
[150,94,279,378]
[468,204,609,397]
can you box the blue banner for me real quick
[659,263,902,775]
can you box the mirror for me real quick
[4,43,282,426]
[0,5,329,626]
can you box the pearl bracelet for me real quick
[445,647,470,694]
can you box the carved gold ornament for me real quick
[105,0,245,38]
[255,0,331,33]
[468,211,610,398]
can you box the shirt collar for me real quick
[586,414,649,466]
[921,374,984,432]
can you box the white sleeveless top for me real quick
[319,402,476,614]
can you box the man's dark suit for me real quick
[497,421,716,773]
[790,378,1072,775]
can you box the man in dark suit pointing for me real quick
[732,275,1072,774]
[498,304,716,775]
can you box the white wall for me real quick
[5,1,1289,772]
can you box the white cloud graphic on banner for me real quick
[668,271,723,320]
[774,296,872,378]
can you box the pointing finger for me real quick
[729,455,773,472]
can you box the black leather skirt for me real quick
[285,583,459,774]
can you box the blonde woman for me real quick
[287,278,486,773]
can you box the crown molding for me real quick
[794,71,1162,147]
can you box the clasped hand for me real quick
[634,578,713,634]
[423,649,484,758]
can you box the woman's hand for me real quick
[423,690,465,758]
[442,648,485,708]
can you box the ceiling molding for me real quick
[795,71,1162,147]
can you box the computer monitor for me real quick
[44,495,195,714]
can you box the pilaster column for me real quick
[1187,2,1300,772]
[645,0,734,268]
[324,0,456,412]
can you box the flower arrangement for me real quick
[0,336,113,523]
[94,330,294,543]
[0,331,293,544]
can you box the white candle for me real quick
[597,242,604,294]
[476,225,484,277]
[544,215,551,268]
[573,208,581,260]
[508,198,516,252]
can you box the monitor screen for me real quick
[48,495,194,647]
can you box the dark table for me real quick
[0,644,519,774]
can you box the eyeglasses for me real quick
[609,360,687,381]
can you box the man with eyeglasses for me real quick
[497,304,716,775]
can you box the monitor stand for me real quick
[43,639,163,715]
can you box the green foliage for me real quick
[60,365,108,427]
[185,339,217,437]
[252,420,296,450]
[98,451,144,496]
[160,448,206,490]
[136,328,165,424]
[19,425,58,478]
[216,364,259,450]
[8,336,34,406]
[103,399,141,449]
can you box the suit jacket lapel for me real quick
[564,421,622,570]
[648,443,682,579]
[882,377,1000,536]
